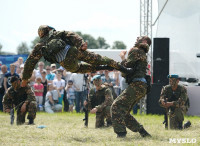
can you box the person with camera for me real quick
[44,83,62,113]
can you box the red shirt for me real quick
[33,83,44,96]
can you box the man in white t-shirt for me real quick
[70,73,87,113]
[53,72,65,105]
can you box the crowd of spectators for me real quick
[0,57,138,114]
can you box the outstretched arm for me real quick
[22,43,43,86]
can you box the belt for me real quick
[132,78,147,83]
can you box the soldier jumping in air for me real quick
[21,25,132,86]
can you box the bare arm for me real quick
[3,77,8,91]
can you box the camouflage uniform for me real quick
[111,44,149,136]
[22,28,122,81]
[2,85,37,125]
[159,84,188,129]
[88,85,113,128]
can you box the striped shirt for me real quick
[55,45,71,62]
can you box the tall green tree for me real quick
[97,37,110,49]
[17,42,30,54]
[112,41,126,49]
[76,32,99,49]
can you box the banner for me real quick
[0,54,28,71]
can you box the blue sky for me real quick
[0,0,158,53]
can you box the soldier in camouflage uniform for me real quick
[85,75,113,128]
[159,74,191,130]
[2,76,37,125]
[21,25,132,86]
[111,36,151,138]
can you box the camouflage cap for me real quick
[91,75,101,81]
[167,74,179,79]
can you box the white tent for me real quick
[156,0,200,79]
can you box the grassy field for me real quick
[0,112,199,146]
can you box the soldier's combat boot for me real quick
[28,118,34,125]
[95,65,114,71]
[106,121,112,127]
[116,132,127,138]
[139,127,151,137]
[178,122,183,130]
[183,121,191,129]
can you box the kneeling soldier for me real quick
[159,74,191,130]
[3,76,37,125]
[84,75,113,128]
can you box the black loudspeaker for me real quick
[153,38,169,84]
[147,83,165,115]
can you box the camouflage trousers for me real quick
[16,101,37,125]
[96,106,112,128]
[111,82,147,134]
[60,46,121,73]
[169,108,184,129]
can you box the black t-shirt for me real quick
[5,72,19,88]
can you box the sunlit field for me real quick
[0,112,199,146]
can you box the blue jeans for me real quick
[133,104,138,114]
[58,94,64,105]
[75,91,86,113]
[0,93,4,111]
[68,99,75,106]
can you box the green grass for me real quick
[0,112,199,146]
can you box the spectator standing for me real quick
[41,70,48,107]
[35,61,45,79]
[13,57,24,74]
[53,72,65,105]
[19,64,24,78]
[50,64,57,72]
[65,80,76,112]
[63,69,72,83]
[4,64,19,92]
[101,70,114,86]
[88,72,97,89]
[70,73,86,113]
[58,67,70,112]
[33,77,44,111]
[45,65,55,83]
[45,83,62,113]
[0,65,8,111]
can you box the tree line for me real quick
[0,32,127,55]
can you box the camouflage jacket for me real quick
[159,84,188,110]
[22,30,84,80]
[2,84,36,111]
[121,43,148,81]
[88,85,113,112]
